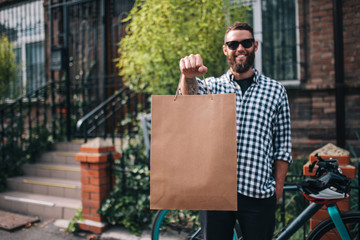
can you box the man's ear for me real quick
[222,44,227,56]
[254,40,259,52]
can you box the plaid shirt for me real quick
[196,69,292,199]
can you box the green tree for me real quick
[0,35,18,103]
[117,0,249,95]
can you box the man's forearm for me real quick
[180,74,199,95]
[274,160,289,202]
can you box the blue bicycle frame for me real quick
[153,205,351,240]
[152,209,238,240]
[327,204,351,240]
[276,203,351,240]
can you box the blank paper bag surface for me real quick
[150,93,237,210]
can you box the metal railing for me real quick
[1,76,149,162]
[76,86,149,143]
[0,80,68,161]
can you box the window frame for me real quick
[252,0,300,87]
[0,0,45,97]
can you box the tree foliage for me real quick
[0,35,18,103]
[117,0,249,95]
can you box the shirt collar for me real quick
[226,68,260,84]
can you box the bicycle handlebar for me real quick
[308,153,342,178]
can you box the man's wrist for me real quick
[185,76,196,83]
[181,75,199,95]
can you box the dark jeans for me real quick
[200,193,277,240]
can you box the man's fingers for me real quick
[198,65,208,74]
[179,58,186,71]
[179,54,207,77]
[188,55,197,69]
[194,54,203,68]
[184,54,197,69]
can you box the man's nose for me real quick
[236,43,246,51]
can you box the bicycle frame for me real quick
[327,204,351,240]
[153,184,353,240]
[152,209,238,240]
[276,202,322,239]
[276,202,351,240]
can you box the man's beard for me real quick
[227,50,255,74]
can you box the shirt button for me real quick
[238,121,241,125]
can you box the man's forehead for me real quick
[226,30,253,40]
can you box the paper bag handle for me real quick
[174,74,213,101]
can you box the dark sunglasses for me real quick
[225,39,255,50]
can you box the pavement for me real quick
[0,216,153,240]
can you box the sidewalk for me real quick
[0,217,152,240]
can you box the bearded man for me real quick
[178,22,292,240]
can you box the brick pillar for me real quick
[303,143,356,232]
[75,138,121,234]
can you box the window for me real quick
[252,0,300,85]
[0,0,45,97]
[113,0,135,16]
[26,41,45,93]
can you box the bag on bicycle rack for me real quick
[150,75,238,211]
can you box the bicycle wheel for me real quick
[151,210,202,240]
[151,210,242,240]
[306,211,360,240]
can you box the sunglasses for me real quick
[225,39,255,50]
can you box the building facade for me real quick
[290,0,360,156]
[0,0,359,156]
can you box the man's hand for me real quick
[178,54,207,95]
[179,54,208,78]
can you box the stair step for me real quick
[54,141,83,152]
[23,163,80,181]
[6,176,81,199]
[0,191,81,220]
[40,151,79,165]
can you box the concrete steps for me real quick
[0,191,81,219]
[0,141,83,220]
[22,163,80,181]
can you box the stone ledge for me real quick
[77,219,108,234]
[309,143,350,164]
[303,162,356,178]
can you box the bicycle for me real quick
[151,154,360,240]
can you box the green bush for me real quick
[67,208,84,233]
[0,34,19,103]
[117,0,249,95]
[99,164,152,236]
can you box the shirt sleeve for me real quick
[197,77,209,95]
[273,89,292,164]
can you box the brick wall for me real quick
[291,0,360,156]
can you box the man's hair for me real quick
[224,22,254,43]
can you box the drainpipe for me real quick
[63,0,71,141]
[101,0,107,102]
[333,0,345,148]
[101,0,108,136]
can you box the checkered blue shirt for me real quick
[196,69,292,199]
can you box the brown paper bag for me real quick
[150,80,237,210]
